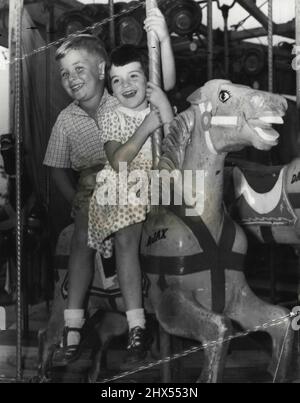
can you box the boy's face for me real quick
[110,62,148,111]
[59,49,105,104]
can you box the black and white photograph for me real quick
[0,0,300,386]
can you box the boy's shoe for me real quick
[51,326,82,367]
[123,326,152,367]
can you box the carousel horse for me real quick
[0,153,8,208]
[139,79,294,382]
[0,137,49,315]
[39,80,294,383]
[0,151,9,258]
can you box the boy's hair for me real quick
[107,45,148,91]
[55,34,108,63]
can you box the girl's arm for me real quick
[144,8,176,92]
[105,111,161,172]
[146,82,174,132]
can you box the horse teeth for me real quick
[255,127,279,143]
[259,116,284,124]
[211,116,238,126]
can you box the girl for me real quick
[88,9,175,365]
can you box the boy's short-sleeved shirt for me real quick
[43,90,119,172]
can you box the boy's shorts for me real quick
[71,164,104,218]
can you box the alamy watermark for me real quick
[291,306,300,331]
[0,50,9,71]
[94,162,205,217]
[292,45,300,71]
[0,59,9,71]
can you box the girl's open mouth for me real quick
[122,90,137,99]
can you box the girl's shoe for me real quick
[51,326,82,367]
[125,326,152,366]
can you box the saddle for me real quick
[235,165,282,194]
[232,165,297,226]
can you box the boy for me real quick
[44,34,119,363]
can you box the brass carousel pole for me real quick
[146,0,163,170]
[223,6,229,79]
[296,0,300,118]
[267,0,276,302]
[9,0,24,382]
[268,0,273,93]
[207,0,213,80]
[295,0,300,320]
[146,0,171,383]
[109,0,116,49]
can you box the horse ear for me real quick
[187,79,232,108]
[187,80,232,105]
[187,88,206,105]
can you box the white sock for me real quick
[126,308,146,330]
[62,309,85,346]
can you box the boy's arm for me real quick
[44,117,76,204]
[51,167,76,205]
[144,8,176,91]
[105,111,161,172]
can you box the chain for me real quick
[231,0,268,30]
[97,312,293,384]
[272,319,291,383]
[5,0,147,67]
[0,376,35,383]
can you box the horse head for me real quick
[160,79,287,171]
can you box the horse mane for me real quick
[160,108,195,172]
[160,80,233,172]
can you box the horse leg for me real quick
[38,279,66,378]
[155,286,232,383]
[88,312,128,383]
[227,275,293,383]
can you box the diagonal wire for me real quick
[231,0,269,30]
[8,0,147,65]
[96,312,293,384]
[272,320,291,383]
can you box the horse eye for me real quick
[219,90,231,103]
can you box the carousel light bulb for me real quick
[217,0,236,6]
[65,20,85,36]
[161,0,203,37]
[118,16,143,46]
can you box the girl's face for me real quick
[110,61,148,111]
[59,49,104,105]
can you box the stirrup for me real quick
[51,327,82,367]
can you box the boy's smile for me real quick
[71,82,84,93]
[59,49,104,111]
[110,62,148,111]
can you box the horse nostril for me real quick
[250,95,265,109]
[281,98,288,112]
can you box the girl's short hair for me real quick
[107,45,148,90]
[55,34,108,63]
